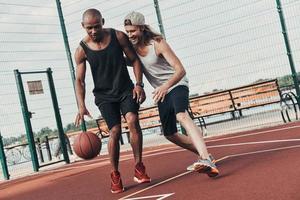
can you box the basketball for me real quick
[73,131,102,159]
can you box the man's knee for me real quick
[125,112,139,128]
[109,125,122,140]
[165,134,176,142]
[176,111,190,123]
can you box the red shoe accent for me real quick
[134,162,151,183]
[111,171,125,194]
[205,167,219,177]
[194,163,220,178]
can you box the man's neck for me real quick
[85,29,111,50]
[135,38,147,49]
[93,30,106,43]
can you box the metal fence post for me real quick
[46,68,70,164]
[153,0,166,38]
[0,132,10,180]
[276,0,300,108]
[55,0,87,131]
[14,69,39,172]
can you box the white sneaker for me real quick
[193,158,219,177]
[187,163,194,171]
[186,154,216,171]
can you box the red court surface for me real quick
[1,122,300,200]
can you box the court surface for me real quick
[1,121,300,200]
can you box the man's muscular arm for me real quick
[74,45,92,126]
[116,30,146,103]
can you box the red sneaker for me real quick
[111,171,125,194]
[134,162,151,183]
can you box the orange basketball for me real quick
[73,131,101,159]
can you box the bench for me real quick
[231,80,282,114]
[189,79,283,127]
[96,79,286,141]
[96,105,162,144]
[189,90,236,118]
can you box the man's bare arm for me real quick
[75,46,87,108]
[116,30,143,84]
[151,39,186,103]
[155,39,186,89]
[74,46,92,126]
[116,30,146,103]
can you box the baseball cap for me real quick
[124,11,145,26]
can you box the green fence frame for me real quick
[14,68,69,173]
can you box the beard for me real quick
[129,37,140,45]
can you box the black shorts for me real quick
[157,85,189,136]
[97,93,139,130]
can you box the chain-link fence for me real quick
[1,0,300,180]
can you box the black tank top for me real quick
[80,29,133,104]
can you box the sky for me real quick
[0,0,300,138]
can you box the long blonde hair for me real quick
[142,25,164,45]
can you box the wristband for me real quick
[136,82,144,88]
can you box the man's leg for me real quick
[176,111,209,159]
[108,125,122,171]
[165,133,216,163]
[108,127,126,193]
[124,112,142,164]
[157,86,203,156]
[176,111,219,176]
[121,93,150,184]
[159,85,218,176]
[98,102,125,193]
[124,113,151,183]
[165,133,198,155]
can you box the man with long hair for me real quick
[124,11,219,177]
[74,9,151,193]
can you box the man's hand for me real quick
[133,86,146,104]
[75,106,93,127]
[153,84,169,103]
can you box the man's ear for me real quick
[102,18,105,25]
[81,22,84,28]
[140,25,145,31]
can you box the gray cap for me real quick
[124,11,145,26]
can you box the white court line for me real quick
[119,144,300,200]
[124,193,175,200]
[118,171,192,200]
[49,148,186,173]
[51,137,300,172]
[206,124,300,143]
[46,125,300,196]
[208,138,300,148]
[215,144,300,162]
[53,124,300,172]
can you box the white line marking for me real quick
[49,149,186,173]
[56,124,300,172]
[217,144,300,160]
[208,138,300,148]
[120,144,300,200]
[45,125,300,197]
[51,137,300,172]
[206,125,300,143]
[118,172,191,200]
[123,193,175,200]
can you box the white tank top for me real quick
[138,41,189,93]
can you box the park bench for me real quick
[189,79,286,128]
[96,79,298,141]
